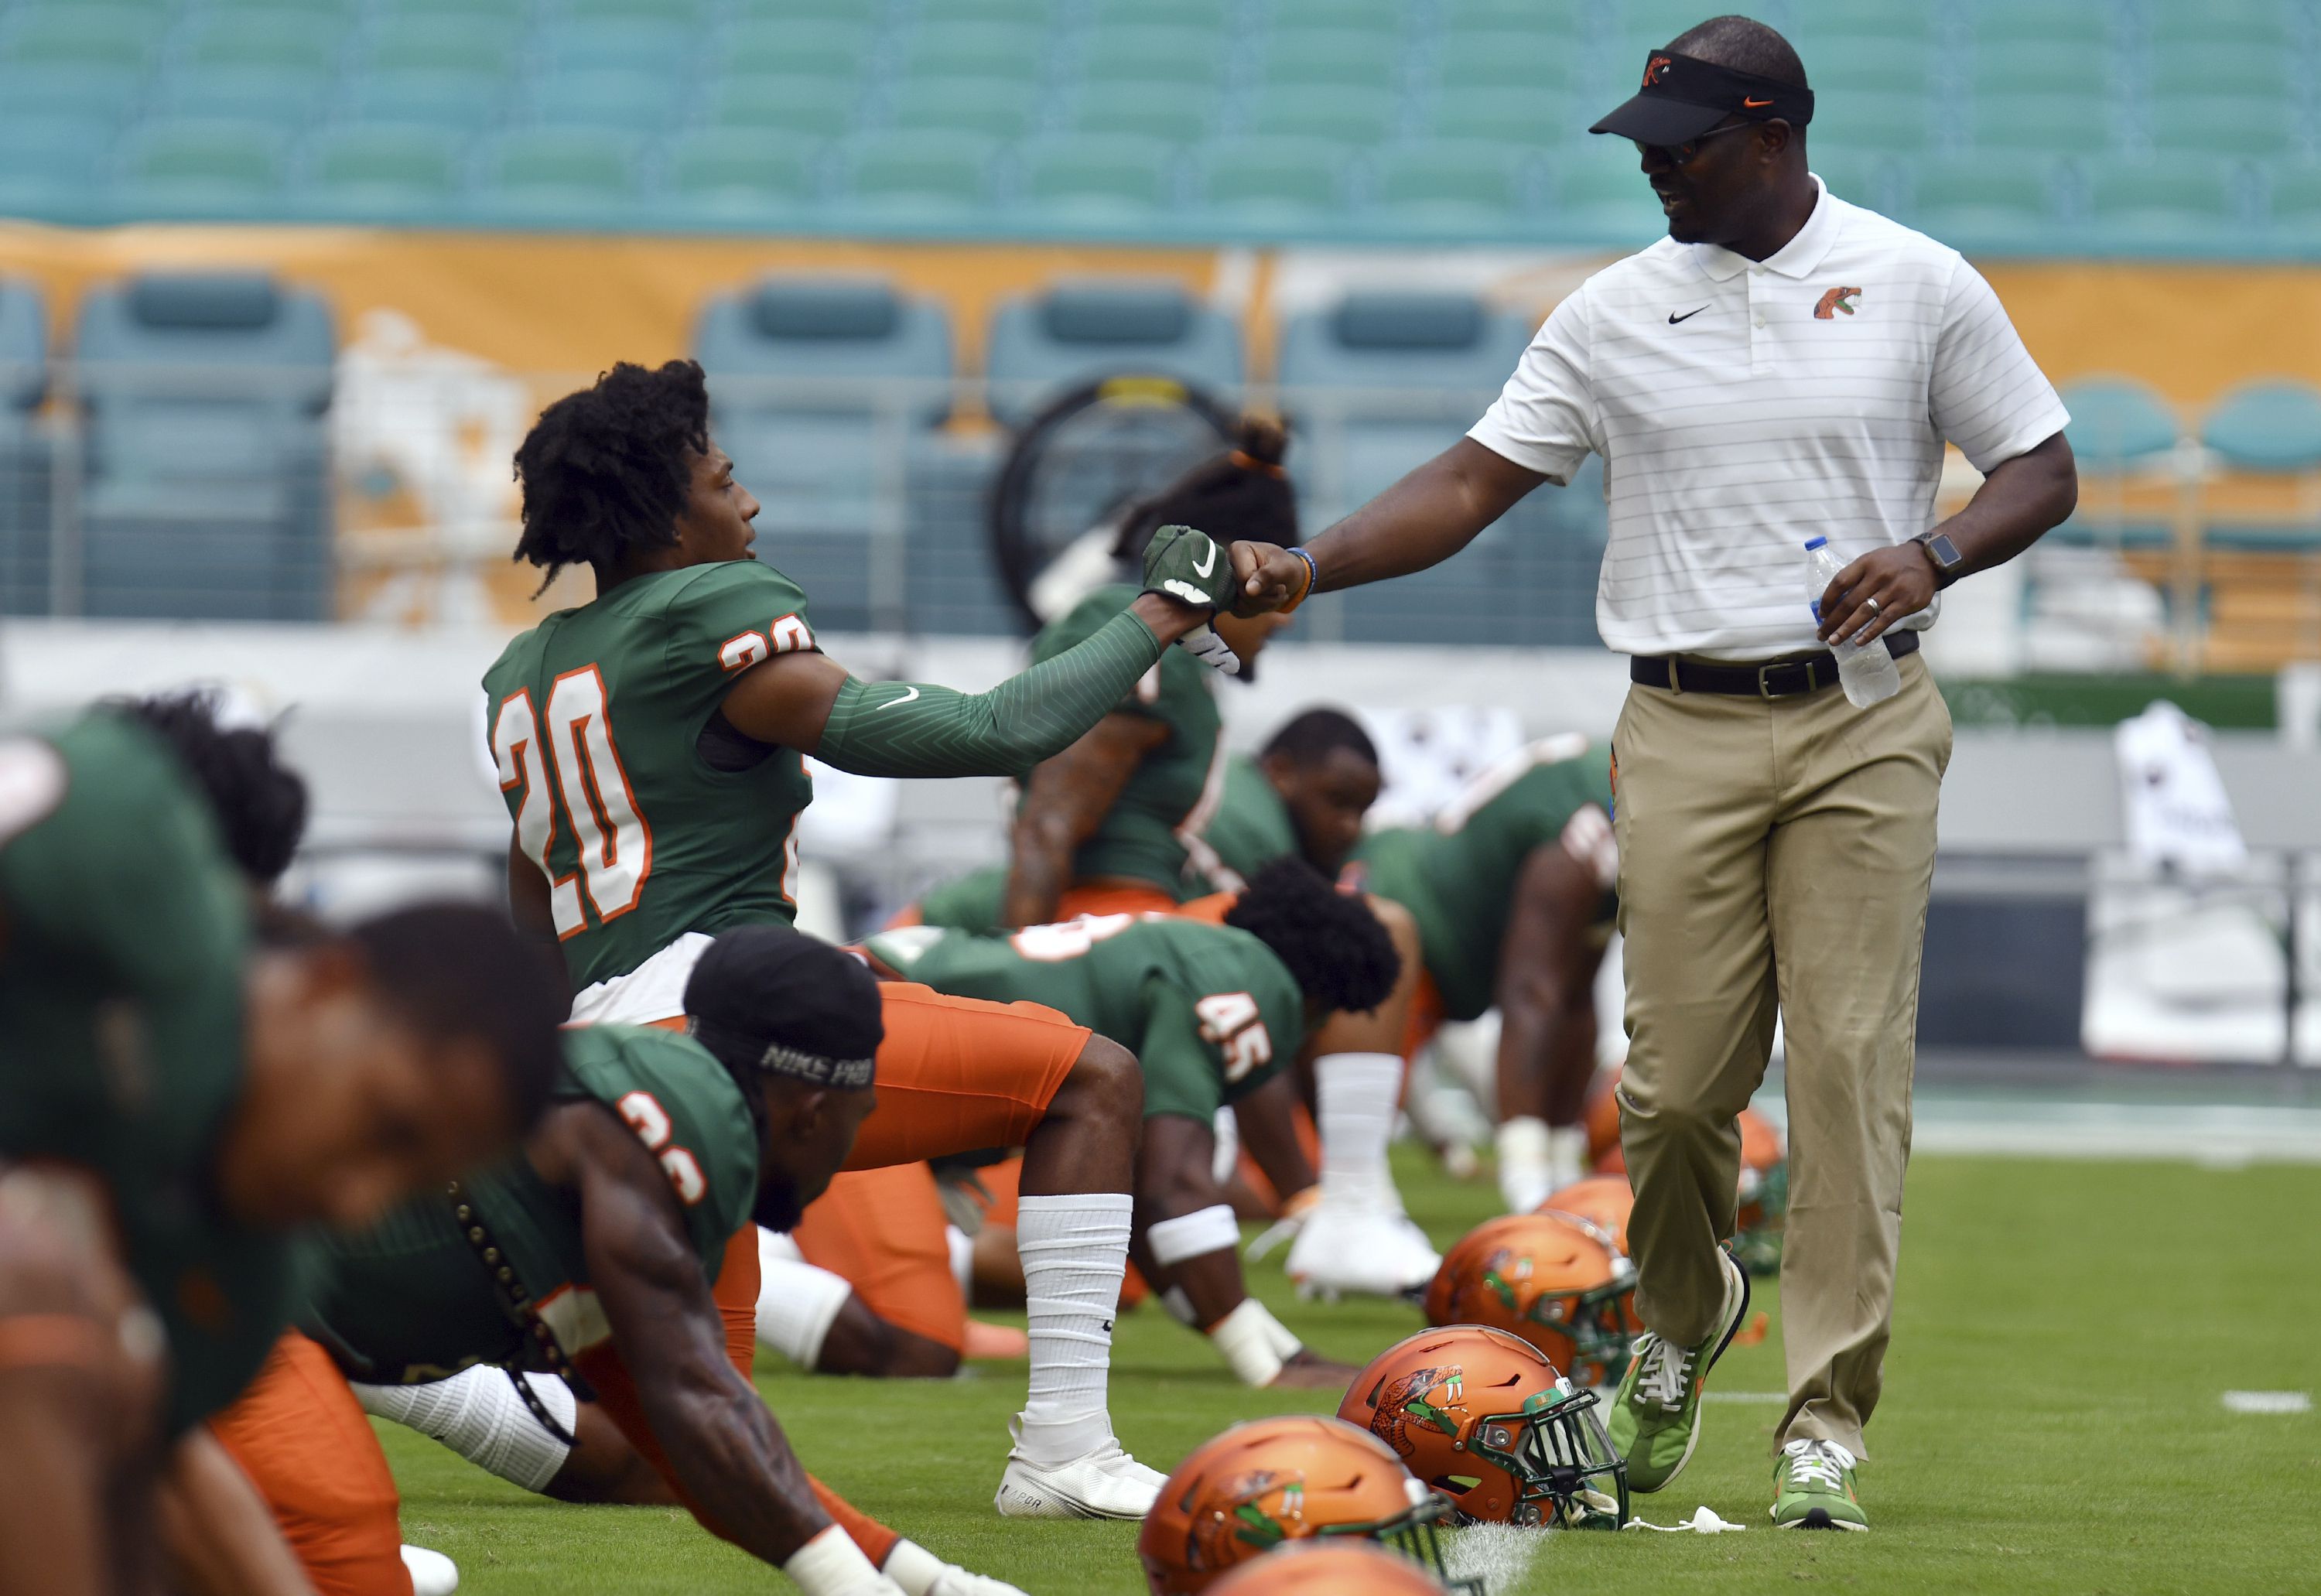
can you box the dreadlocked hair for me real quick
[1109,415,1297,560]
[112,689,308,887]
[512,359,710,593]
[1225,856,1400,1018]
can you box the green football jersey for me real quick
[1188,754,1298,890]
[914,863,1008,936]
[1349,736,1617,1023]
[483,559,819,993]
[1034,583,1223,899]
[0,712,296,1434]
[306,1025,758,1382]
[866,916,1303,1123]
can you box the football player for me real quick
[485,360,1241,1513]
[217,925,1026,1596]
[0,703,566,1594]
[863,860,1400,1388]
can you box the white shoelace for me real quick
[1781,1438,1858,1491]
[1631,1335,1695,1410]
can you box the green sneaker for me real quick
[1604,1249,1750,1494]
[1771,1439,1868,1531]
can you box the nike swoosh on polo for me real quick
[1669,306,1707,324]
[1191,540,1217,577]
[873,686,921,712]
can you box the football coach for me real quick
[1221,15,2075,1530]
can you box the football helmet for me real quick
[1583,1066,1624,1171]
[1137,1416,1459,1596]
[1205,1541,1448,1596]
[1734,1106,1788,1276]
[1423,1212,1636,1389]
[1538,1174,1634,1258]
[1338,1324,1629,1530]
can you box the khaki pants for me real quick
[1612,653,1951,1458]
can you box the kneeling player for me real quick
[863,860,1400,1389]
[217,926,1023,1596]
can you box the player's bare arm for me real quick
[1492,843,1608,1130]
[1229,1071,1318,1208]
[1227,439,1550,613]
[157,1430,316,1596]
[1817,429,2077,645]
[1000,713,1168,928]
[542,1100,836,1566]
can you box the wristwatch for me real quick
[1913,531,1964,590]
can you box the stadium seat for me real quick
[1786,3,1936,44]
[1968,92,2118,157]
[840,132,1000,219]
[73,271,337,621]
[183,13,346,75]
[1370,142,1532,231]
[1904,156,2058,242]
[545,21,693,77]
[2200,381,2321,552]
[1277,290,1533,413]
[985,281,1242,424]
[1249,87,1400,148]
[694,275,954,626]
[2158,44,2290,103]
[1088,0,1229,26]
[2151,2,2289,53]
[1081,26,1223,90]
[1424,87,1571,149]
[704,75,862,139]
[362,15,526,77]
[1437,0,1583,30]
[0,279,50,615]
[901,22,1050,81]
[663,130,819,224]
[0,6,160,73]
[2267,162,2321,237]
[2149,94,2298,162]
[1269,0,1407,31]
[472,130,644,220]
[1807,150,1896,212]
[2057,377,2181,549]
[564,0,713,26]
[0,62,143,121]
[726,20,879,79]
[1017,137,1178,223]
[0,112,117,218]
[520,69,683,135]
[340,70,512,133]
[112,121,291,218]
[919,0,1061,24]
[1788,34,1934,96]
[1429,30,1583,96]
[1194,138,1353,225]
[1552,142,1666,243]
[301,123,465,220]
[1071,84,1222,145]
[1972,0,2115,47]
[2085,155,2247,244]
[374,0,528,17]
[206,0,358,15]
[157,66,336,131]
[1811,90,1934,156]
[1260,29,1404,93]
[888,76,1047,142]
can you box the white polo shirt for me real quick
[1470,176,2069,661]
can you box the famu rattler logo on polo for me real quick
[1813,286,1863,319]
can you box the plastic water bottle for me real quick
[1804,537,1901,709]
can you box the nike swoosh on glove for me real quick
[883,1540,1030,1596]
[1140,523,1236,612]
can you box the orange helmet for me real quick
[1422,1213,1637,1389]
[1205,1541,1449,1596]
[1538,1174,1634,1258]
[1734,1107,1788,1273]
[1137,1417,1458,1596]
[1583,1066,1623,1170]
[1338,1324,1629,1530]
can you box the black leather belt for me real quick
[1631,630,1918,698]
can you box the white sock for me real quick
[353,1367,574,1494]
[755,1232,855,1370]
[1316,1052,1405,1210]
[1547,1123,1589,1192]
[1013,1192,1131,1465]
[1497,1115,1553,1213]
[945,1223,973,1301]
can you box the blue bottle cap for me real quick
[1803,535,1828,550]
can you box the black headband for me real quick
[689,1015,877,1091]
[1590,50,1815,146]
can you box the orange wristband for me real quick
[1280,547,1318,614]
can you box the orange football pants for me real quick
[792,1164,964,1352]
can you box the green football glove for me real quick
[1140,524,1242,676]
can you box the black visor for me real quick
[1590,49,1814,145]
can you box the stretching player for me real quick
[486,360,1239,1515]
[220,926,1022,1596]
[864,860,1401,1389]
[0,704,566,1593]
[1342,735,1619,1212]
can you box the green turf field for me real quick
[384,1149,2321,1595]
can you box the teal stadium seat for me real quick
[1087,0,1229,25]
[1786,1,1934,43]
[374,0,530,19]
[363,16,526,77]
[1195,138,1353,226]
[2054,376,2179,549]
[0,6,159,73]
[1424,87,1571,149]
[0,279,49,615]
[1905,156,2056,244]
[0,63,145,121]
[341,70,511,133]
[523,69,682,134]
[1018,136,1178,222]
[203,0,357,17]
[1370,142,1531,232]
[2159,44,2290,103]
[1081,27,1224,91]
[2151,1,2289,53]
[1261,29,1404,93]
[918,0,1061,25]
[1071,84,1222,145]
[302,123,465,220]
[1972,44,2114,101]
[663,131,819,224]
[563,0,714,26]
[1431,31,1586,97]
[2267,163,2321,238]
[1795,36,1934,98]
[0,112,117,217]
[113,121,289,217]
[731,0,880,20]
[702,76,862,140]
[1249,87,1399,147]
[2201,381,2321,551]
[1972,0,2116,48]
[473,129,644,221]
[1269,0,1408,31]
[2085,155,2246,247]
[2150,94,2297,162]
[985,280,1242,423]
[545,22,693,76]
[1554,140,1666,242]
[726,20,878,79]
[160,67,336,131]
[1810,89,1933,156]
[1969,91,2118,157]
[183,13,346,75]
[890,75,1046,142]
[1438,0,1581,29]
[900,22,1049,82]
[1806,150,1895,211]
[840,132,1001,219]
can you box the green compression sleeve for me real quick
[815,607,1164,778]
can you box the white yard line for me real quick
[2223,1390,2312,1414]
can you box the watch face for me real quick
[1927,534,1962,568]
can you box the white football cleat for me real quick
[401,1545,459,1596]
[1285,1200,1441,1300]
[994,1434,1166,1519]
